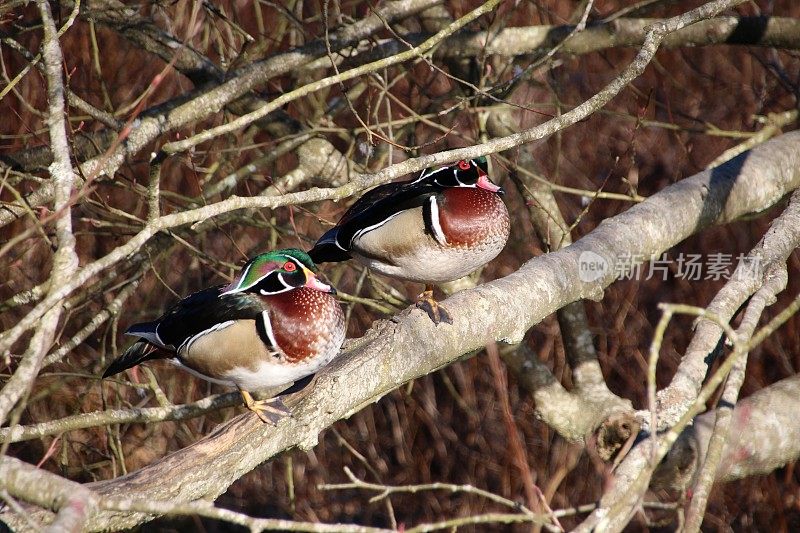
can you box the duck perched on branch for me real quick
[103,249,345,424]
[309,157,509,324]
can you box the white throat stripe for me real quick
[260,310,279,350]
[428,196,448,245]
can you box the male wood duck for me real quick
[308,156,509,324]
[102,249,345,424]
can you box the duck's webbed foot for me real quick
[415,287,453,325]
[239,388,291,425]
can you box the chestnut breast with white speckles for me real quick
[352,188,509,283]
[263,287,345,365]
[438,187,509,247]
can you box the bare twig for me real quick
[320,466,542,519]
[0,391,242,444]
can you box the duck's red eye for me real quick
[458,160,471,170]
[283,261,297,272]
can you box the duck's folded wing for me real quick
[127,286,265,350]
[309,180,436,262]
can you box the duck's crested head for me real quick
[274,248,318,272]
[222,248,334,296]
[419,156,503,195]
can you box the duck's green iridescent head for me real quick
[474,155,488,173]
[275,248,317,272]
[222,248,334,296]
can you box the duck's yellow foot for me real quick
[239,389,291,425]
[415,289,453,325]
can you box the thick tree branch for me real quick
[440,16,800,58]
[578,292,800,532]
[655,189,800,529]
[683,266,789,531]
[658,164,800,424]
[0,456,387,532]
[671,372,800,486]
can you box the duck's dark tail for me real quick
[308,227,352,264]
[103,334,167,378]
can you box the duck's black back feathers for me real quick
[138,286,263,349]
[309,178,438,263]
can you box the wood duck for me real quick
[308,157,509,324]
[102,249,345,424]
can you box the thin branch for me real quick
[707,109,799,168]
[0,390,245,444]
[320,466,540,518]
[42,269,144,367]
[96,497,390,533]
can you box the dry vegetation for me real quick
[1,0,800,531]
